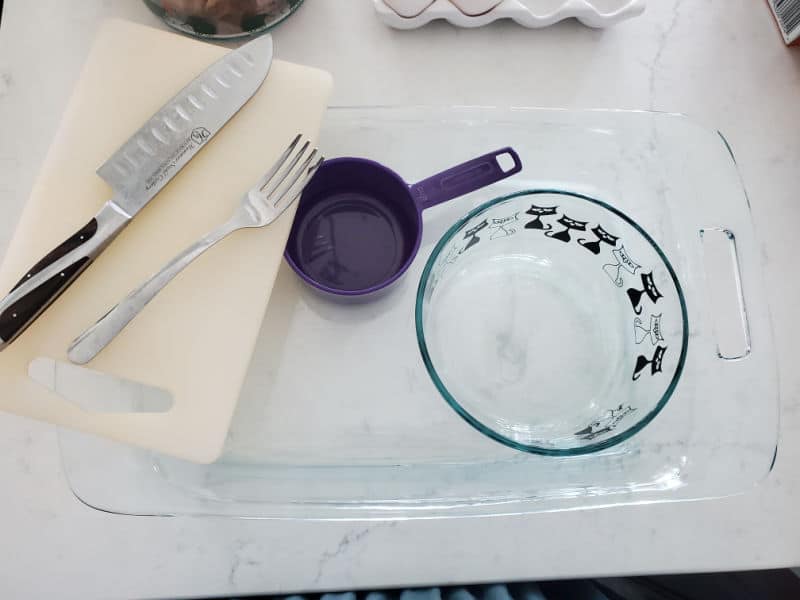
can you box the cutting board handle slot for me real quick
[28,357,174,414]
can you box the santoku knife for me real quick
[0,34,274,350]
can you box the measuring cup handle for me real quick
[409,147,523,212]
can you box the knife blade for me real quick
[0,34,274,350]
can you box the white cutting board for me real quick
[0,19,333,463]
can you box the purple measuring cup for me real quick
[284,147,522,296]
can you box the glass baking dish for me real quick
[58,106,779,519]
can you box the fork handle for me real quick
[67,218,239,364]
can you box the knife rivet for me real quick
[11,313,16,318]
[80,236,84,241]
[60,273,65,277]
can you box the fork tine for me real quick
[272,148,319,208]
[272,154,324,211]
[260,139,311,197]
[299,155,325,195]
[255,133,302,192]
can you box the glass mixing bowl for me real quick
[416,190,689,455]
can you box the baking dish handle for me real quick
[699,227,751,360]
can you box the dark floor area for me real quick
[595,570,800,600]
[203,569,800,600]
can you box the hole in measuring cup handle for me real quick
[496,151,518,173]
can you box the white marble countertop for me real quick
[1,1,799,599]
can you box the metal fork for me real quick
[67,134,322,365]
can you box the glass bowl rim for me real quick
[414,188,690,456]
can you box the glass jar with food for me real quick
[143,0,305,40]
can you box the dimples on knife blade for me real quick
[99,34,274,216]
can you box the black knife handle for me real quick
[0,203,129,349]
[10,219,98,291]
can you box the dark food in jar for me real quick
[161,0,292,36]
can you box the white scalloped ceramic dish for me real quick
[376,0,645,29]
